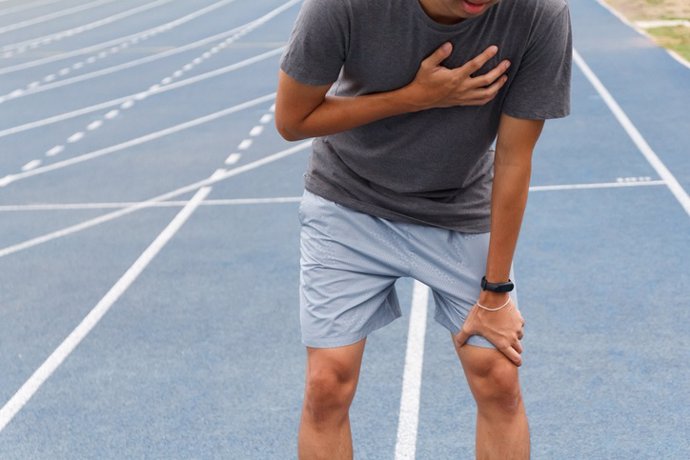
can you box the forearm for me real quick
[280,89,415,141]
[484,159,531,286]
[276,44,510,142]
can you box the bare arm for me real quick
[275,43,511,141]
[485,114,544,284]
[455,114,545,366]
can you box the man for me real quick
[275,0,571,458]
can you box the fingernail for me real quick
[504,61,511,69]
[490,45,498,53]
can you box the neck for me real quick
[418,0,465,25]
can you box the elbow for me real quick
[275,118,307,142]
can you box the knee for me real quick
[303,367,357,422]
[470,358,522,416]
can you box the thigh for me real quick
[299,191,405,348]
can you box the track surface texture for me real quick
[0,0,688,459]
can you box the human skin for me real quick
[277,1,540,458]
[419,0,502,24]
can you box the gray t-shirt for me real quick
[281,0,572,232]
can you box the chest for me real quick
[337,7,528,95]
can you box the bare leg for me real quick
[298,339,366,460]
[453,339,530,460]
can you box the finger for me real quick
[423,42,453,67]
[459,76,507,106]
[474,60,511,87]
[459,45,498,76]
[517,328,524,340]
[501,346,522,367]
[454,328,470,348]
[514,339,523,354]
[482,74,508,94]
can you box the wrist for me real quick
[478,290,510,306]
[395,84,427,113]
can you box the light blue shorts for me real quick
[299,190,517,349]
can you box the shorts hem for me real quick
[434,311,495,349]
[302,309,401,349]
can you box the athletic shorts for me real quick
[299,190,518,349]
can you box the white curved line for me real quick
[0,0,65,19]
[573,49,690,216]
[0,47,284,138]
[0,0,117,35]
[0,186,212,434]
[0,0,238,75]
[1,0,174,51]
[0,93,277,187]
[0,140,309,259]
[1,0,298,100]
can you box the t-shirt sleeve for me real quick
[502,4,573,120]
[280,0,350,86]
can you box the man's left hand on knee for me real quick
[454,294,525,366]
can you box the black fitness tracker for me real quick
[481,276,514,293]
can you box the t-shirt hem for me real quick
[304,183,491,234]
[280,61,337,87]
[502,107,571,121]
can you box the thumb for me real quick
[424,42,452,67]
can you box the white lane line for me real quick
[0,0,298,98]
[210,168,226,180]
[0,47,284,138]
[0,186,211,434]
[21,160,42,171]
[0,180,667,212]
[225,153,241,165]
[0,0,65,19]
[120,100,135,109]
[0,141,310,258]
[238,139,253,150]
[67,132,84,143]
[249,126,264,137]
[395,281,430,460]
[0,176,15,187]
[529,180,666,192]
[573,49,690,217]
[0,197,303,212]
[0,93,276,188]
[616,176,651,183]
[0,0,117,35]
[259,114,273,124]
[1,0,173,51]
[45,145,64,157]
[87,120,103,131]
[104,109,119,119]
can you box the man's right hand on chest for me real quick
[402,43,511,111]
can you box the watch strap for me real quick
[481,276,514,293]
